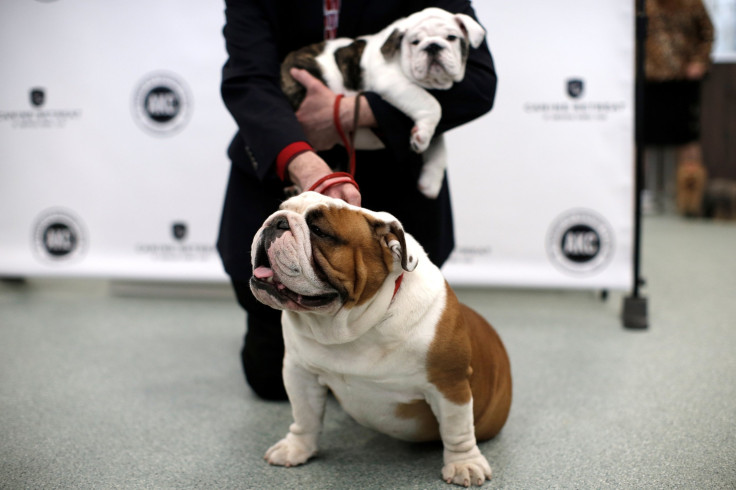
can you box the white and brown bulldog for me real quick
[281,7,486,199]
[250,192,512,487]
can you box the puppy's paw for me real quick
[410,126,432,153]
[441,454,492,487]
[264,433,317,467]
[418,169,444,199]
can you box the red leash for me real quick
[308,171,359,194]
[332,93,356,176]
[309,93,403,299]
[307,93,361,194]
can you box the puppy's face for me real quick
[385,9,486,90]
[250,193,415,314]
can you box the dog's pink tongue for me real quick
[254,266,274,280]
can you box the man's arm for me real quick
[221,0,311,181]
[221,0,360,204]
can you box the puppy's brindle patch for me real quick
[282,40,367,109]
[380,28,403,60]
[281,42,327,109]
[334,40,367,91]
[459,37,469,62]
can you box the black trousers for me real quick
[643,80,702,146]
[231,278,287,401]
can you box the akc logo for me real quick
[547,209,614,275]
[132,72,192,136]
[33,209,87,263]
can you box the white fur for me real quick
[252,193,493,486]
[311,7,485,199]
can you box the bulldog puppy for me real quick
[281,7,486,199]
[250,192,512,487]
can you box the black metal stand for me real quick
[623,0,649,329]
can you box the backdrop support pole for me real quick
[623,0,649,329]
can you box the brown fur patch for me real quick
[676,161,707,217]
[395,399,441,441]
[427,283,512,441]
[380,28,403,60]
[426,285,473,406]
[307,206,395,308]
[334,39,367,91]
[281,42,327,110]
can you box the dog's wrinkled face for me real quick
[250,193,415,314]
[393,8,486,90]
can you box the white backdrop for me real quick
[0,1,634,290]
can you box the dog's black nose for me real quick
[424,43,443,55]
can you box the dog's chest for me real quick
[288,327,438,441]
[318,367,434,441]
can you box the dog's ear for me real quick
[381,28,404,60]
[454,13,485,48]
[384,221,418,272]
[369,212,418,272]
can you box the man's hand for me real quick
[290,68,377,151]
[685,61,708,80]
[291,68,341,151]
[288,151,361,206]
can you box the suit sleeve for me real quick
[364,0,496,162]
[221,0,310,181]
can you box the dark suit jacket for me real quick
[218,0,497,281]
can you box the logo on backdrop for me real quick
[523,77,626,122]
[447,246,493,265]
[33,209,87,263]
[30,88,46,108]
[547,209,614,275]
[135,221,215,262]
[566,79,584,99]
[172,222,188,242]
[132,72,192,136]
[0,87,82,129]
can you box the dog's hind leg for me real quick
[417,135,447,199]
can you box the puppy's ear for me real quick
[454,14,486,48]
[381,28,404,60]
[384,221,418,272]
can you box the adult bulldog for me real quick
[250,192,512,487]
[281,7,486,198]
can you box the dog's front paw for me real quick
[264,433,317,467]
[410,126,433,153]
[441,454,492,487]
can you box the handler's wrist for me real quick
[339,95,376,132]
[287,151,333,190]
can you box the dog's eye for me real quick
[447,35,458,41]
[411,39,420,46]
[309,224,331,239]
